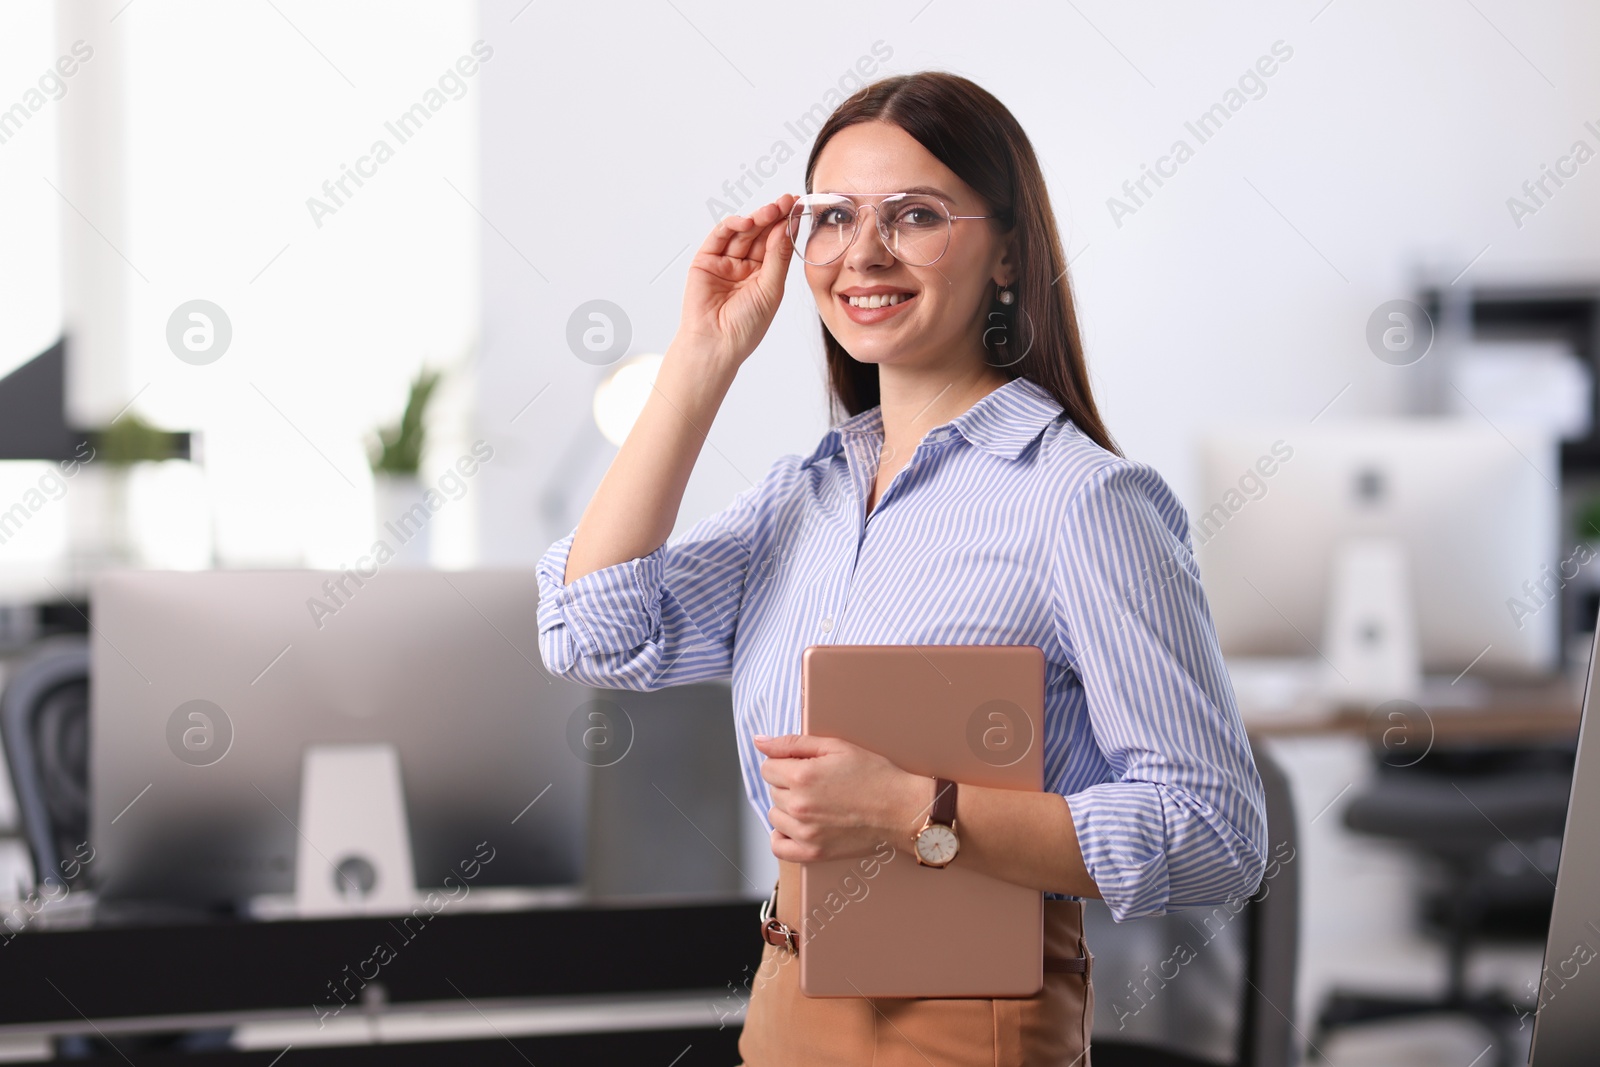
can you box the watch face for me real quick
[915,824,959,866]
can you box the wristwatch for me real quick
[913,777,960,868]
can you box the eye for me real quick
[892,203,945,228]
[815,206,855,227]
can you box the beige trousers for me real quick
[737,861,1094,1067]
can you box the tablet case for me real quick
[798,644,1046,998]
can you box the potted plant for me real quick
[1576,496,1600,553]
[367,366,442,568]
[1569,495,1600,603]
[67,413,187,575]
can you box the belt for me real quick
[758,879,1088,974]
[758,877,799,952]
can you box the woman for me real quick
[536,72,1268,1066]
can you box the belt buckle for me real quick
[759,881,797,954]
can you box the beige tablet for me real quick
[798,644,1046,998]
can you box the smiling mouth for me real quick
[844,292,913,308]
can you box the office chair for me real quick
[0,634,90,891]
[1089,739,1300,1067]
[1312,742,1572,1067]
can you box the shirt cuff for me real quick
[535,532,667,669]
[1063,783,1173,922]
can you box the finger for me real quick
[726,199,792,261]
[757,218,794,290]
[697,211,755,262]
[759,757,801,789]
[740,213,786,269]
[764,772,791,803]
[724,213,770,260]
[694,197,791,264]
[748,197,791,233]
[769,827,804,864]
[768,806,807,844]
[756,733,834,759]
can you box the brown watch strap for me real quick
[930,776,957,827]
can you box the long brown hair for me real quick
[803,72,1119,456]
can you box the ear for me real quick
[993,229,1021,289]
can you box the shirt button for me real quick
[819,617,833,632]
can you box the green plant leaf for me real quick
[1577,496,1600,544]
[92,413,183,466]
[369,366,442,475]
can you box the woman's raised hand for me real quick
[676,194,797,371]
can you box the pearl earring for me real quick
[998,288,1015,306]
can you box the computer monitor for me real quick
[88,569,591,907]
[1196,419,1559,679]
[1527,609,1600,1065]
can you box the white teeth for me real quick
[847,293,910,308]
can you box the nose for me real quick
[842,203,895,273]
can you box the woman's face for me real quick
[805,121,1013,372]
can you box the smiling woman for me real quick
[537,70,1268,1067]
[797,75,1115,457]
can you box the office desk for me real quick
[0,895,763,1063]
[1236,670,1584,746]
[1244,701,1582,745]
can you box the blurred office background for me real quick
[1,1,1598,1064]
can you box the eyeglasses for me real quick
[786,192,994,267]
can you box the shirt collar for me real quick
[802,375,1065,467]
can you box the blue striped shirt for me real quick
[535,374,1267,920]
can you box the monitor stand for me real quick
[1320,536,1423,707]
[293,743,418,918]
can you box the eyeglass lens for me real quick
[786,195,953,266]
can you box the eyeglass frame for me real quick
[786,191,997,267]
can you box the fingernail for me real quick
[753,734,770,742]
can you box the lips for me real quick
[837,288,918,324]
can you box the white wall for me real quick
[0,4,63,379]
[1,1,485,576]
[477,0,1600,562]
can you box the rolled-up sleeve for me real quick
[1051,460,1268,921]
[535,478,767,691]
